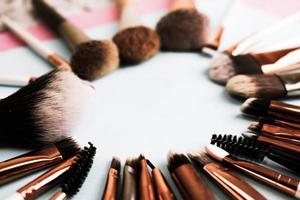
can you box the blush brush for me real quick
[113,0,160,64]
[32,0,119,81]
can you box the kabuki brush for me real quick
[242,97,300,124]
[167,152,215,200]
[113,0,160,64]
[102,157,121,200]
[4,142,96,200]
[188,151,266,200]
[121,158,139,200]
[138,155,156,200]
[156,0,210,51]
[0,138,79,185]
[211,134,300,172]
[0,69,94,147]
[146,159,177,200]
[206,144,300,199]
[32,0,119,81]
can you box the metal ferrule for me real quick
[285,82,300,96]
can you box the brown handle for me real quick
[258,135,300,154]
[152,168,177,200]
[139,159,156,200]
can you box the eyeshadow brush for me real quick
[121,158,139,200]
[102,157,121,200]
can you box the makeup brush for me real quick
[0,137,80,185]
[146,159,177,200]
[211,134,300,172]
[4,143,96,200]
[121,158,139,200]
[102,157,121,200]
[188,151,266,200]
[206,144,300,198]
[0,74,36,87]
[32,0,119,81]
[138,155,156,200]
[241,98,300,123]
[112,0,160,64]
[226,72,300,99]
[0,69,94,147]
[156,0,210,51]
[167,152,215,200]
[49,142,96,200]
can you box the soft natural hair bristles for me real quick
[59,142,96,198]
[113,26,160,64]
[156,8,210,51]
[111,157,121,171]
[70,40,120,81]
[167,152,190,173]
[125,157,140,170]
[226,74,287,98]
[188,151,213,167]
[55,137,81,160]
[0,69,94,147]
[241,98,271,117]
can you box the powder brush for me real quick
[113,0,160,64]
[0,69,94,147]
[226,72,300,99]
[32,0,119,81]
[188,151,265,200]
[206,144,300,199]
[102,157,121,200]
[156,0,210,51]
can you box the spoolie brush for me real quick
[113,0,160,64]
[0,69,94,147]
[156,0,210,51]
[226,72,300,99]
[32,0,119,80]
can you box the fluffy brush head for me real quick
[188,151,213,167]
[70,40,119,81]
[156,8,210,51]
[55,137,81,160]
[110,157,121,171]
[0,69,94,147]
[240,98,271,117]
[167,152,190,173]
[226,74,287,99]
[113,26,160,64]
[60,142,96,198]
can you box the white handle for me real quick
[0,74,30,87]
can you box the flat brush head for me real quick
[60,142,96,198]
[167,152,190,173]
[70,40,119,81]
[226,74,287,99]
[110,157,121,171]
[188,151,213,167]
[113,26,160,64]
[156,8,209,51]
[0,69,94,147]
[55,137,81,160]
[241,98,271,117]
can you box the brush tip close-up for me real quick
[241,98,271,116]
[113,26,160,64]
[156,8,210,51]
[70,40,120,81]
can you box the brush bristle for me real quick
[156,8,209,51]
[240,98,271,117]
[113,26,160,64]
[188,152,213,167]
[55,137,81,160]
[167,153,190,173]
[210,134,267,162]
[248,121,263,132]
[226,74,287,99]
[110,157,121,171]
[0,69,94,147]
[70,40,119,81]
[60,142,96,198]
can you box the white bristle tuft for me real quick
[205,144,229,161]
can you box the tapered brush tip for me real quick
[70,40,119,81]
[241,98,271,117]
[55,137,81,159]
[113,26,160,64]
[226,74,286,99]
[110,157,121,171]
[156,8,210,51]
[167,152,190,173]
[188,151,213,167]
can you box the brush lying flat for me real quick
[0,69,94,147]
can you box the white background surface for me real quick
[0,1,299,199]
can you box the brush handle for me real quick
[139,159,156,200]
[170,0,195,11]
[268,148,300,173]
[102,168,119,200]
[258,135,300,154]
[0,74,35,87]
[117,0,141,30]
[152,168,177,200]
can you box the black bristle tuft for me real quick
[146,159,155,169]
[241,98,271,117]
[110,157,121,171]
[60,142,97,198]
[210,134,268,162]
[167,153,190,173]
[55,137,80,160]
[248,121,263,132]
[188,152,213,167]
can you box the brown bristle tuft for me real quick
[113,26,160,64]
[55,137,80,159]
[188,152,213,167]
[167,153,190,173]
[248,121,263,132]
[226,75,287,99]
[156,8,209,51]
[241,98,271,117]
[70,40,119,81]
[110,157,121,171]
[125,157,140,170]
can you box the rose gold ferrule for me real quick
[224,156,299,197]
[49,191,67,200]
[139,159,156,200]
[48,54,72,71]
[17,156,76,200]
[268,111,300,124]
[152,168,176,200]
[102,168,119,200]
[257,135,300,154]
[261,123,300,140]
[203,162,266,200]
[270,101,300,116]
[267,118,300,130]
[171,164,215,200]
[0,144,63,185]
